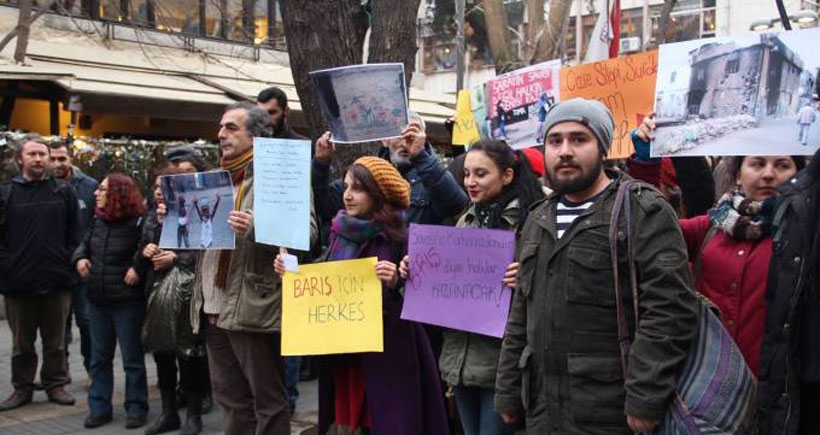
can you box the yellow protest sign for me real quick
[281,257,383,356]
[452,89,481,146]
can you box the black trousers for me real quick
[153,351,208,394]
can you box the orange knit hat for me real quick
[353,156,411,209]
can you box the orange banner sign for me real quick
[560,51,658,159]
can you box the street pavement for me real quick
[0,319,318,435]
[671,115,820,157]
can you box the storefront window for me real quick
[153,0,198,34]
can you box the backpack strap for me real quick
[609,179,640,379]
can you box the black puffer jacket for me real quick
[73,215,146,306]
[758,155,820,435]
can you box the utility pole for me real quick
[455,0,466,91]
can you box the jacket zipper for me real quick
[783,259,805,432]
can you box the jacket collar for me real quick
[11,173,53,185]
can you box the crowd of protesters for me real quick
[0,86,819,435]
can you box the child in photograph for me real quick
[176,196,191,248]
[193,195,220,249]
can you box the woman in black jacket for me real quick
[758,148,820,435]
[74,172,148,430]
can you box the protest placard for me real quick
[281,257,383,356]
[400,224,515,338]
[252,138,311,251]
[159,170,235,250]
[452,89,481,146]
[310,63,409,144]
[652,27,820,157]
[485,59,560,149]
[560,51,658,159]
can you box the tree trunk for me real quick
[14,0,33,63]
[368,0,422,88]
[533,0,572,62]
[280,0,368,141]
[651,0,677,49]
[280,0,372,177]
[483,0,515,73]
[525,0,544,61]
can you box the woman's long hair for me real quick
[347,164,407,243]
[98,172,146,222]
[466,140,546,229]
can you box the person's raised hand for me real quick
[315,131,335,166]
[156,203,167,224]
[401,121,426,158]
[228,211,252,237]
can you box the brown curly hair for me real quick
[97,172,146,221]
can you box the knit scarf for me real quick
[327,211,386,261]
[215,150,253,289]
[708,188,776,240]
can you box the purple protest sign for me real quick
[400,224,516,338]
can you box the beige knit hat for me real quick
[353,156,411,209]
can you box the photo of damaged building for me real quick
[653,27,820,156]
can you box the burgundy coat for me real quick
[317,231,449,435]
[679,215,769,375]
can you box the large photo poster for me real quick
[652,27,820,157]
[310,63,409,144]
[485,60,561,149]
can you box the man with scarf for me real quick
[185,101,318,435]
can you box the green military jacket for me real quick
[439,199,520,390]
[494,172,698,434]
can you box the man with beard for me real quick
[49,142,98,378]
[257,86,307,141]
[494,98,698,434]
[312,113,468,233]
[0,135,80,410]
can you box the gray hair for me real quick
[225,101,272,138]
[408,111,426,132]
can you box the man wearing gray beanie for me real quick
[495,97,699,433]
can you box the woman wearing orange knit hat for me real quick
[275,156,448,435]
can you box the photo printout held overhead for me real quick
[252,138,311,251]
[560,50,659,159]
[485,59,561,150]
[652,27,820,157]
[281,257,383,356]
[310,63,409,143]
[159,170,235,250]
[401,224,516,338]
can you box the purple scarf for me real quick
[327,210,387,261]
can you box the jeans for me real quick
[454,385,514,435]
[87,301,149,417]
[284,357,301,411]
[65,283,91,373]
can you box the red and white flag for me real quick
[584,0,622,63]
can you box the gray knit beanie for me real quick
[542,98,615,154]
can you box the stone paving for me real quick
[0,319,318,435]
